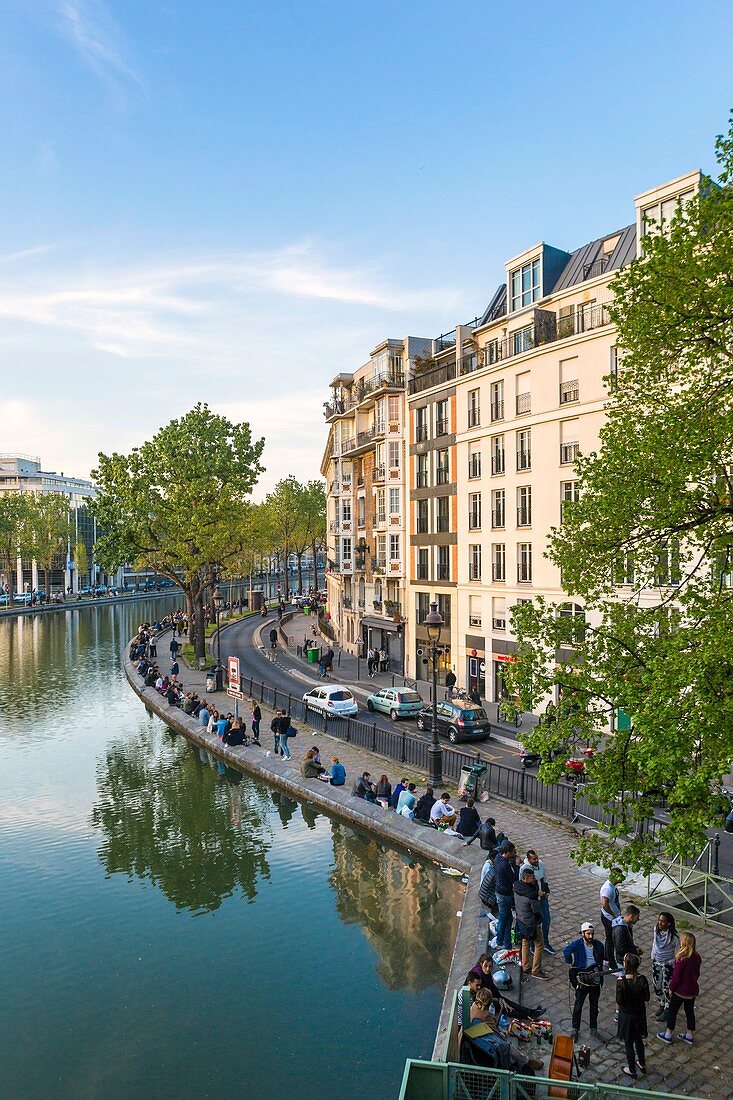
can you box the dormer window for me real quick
[641,189,694,238]
[510,259,540,312]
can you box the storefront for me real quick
[361,615,404,672]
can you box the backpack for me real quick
[479,863,497,908]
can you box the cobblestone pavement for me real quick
[135,627,729,1099]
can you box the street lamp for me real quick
[213,584,224,689]
[424,601,444,788]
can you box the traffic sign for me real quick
[227,655,244,699]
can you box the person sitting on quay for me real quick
[375,774,392,805]
[144,665,159,688]
[397,782,418,818]
[223,717,247,747]
[414,787,436,823]
[329,757,346,786]
[430,793,458,829]
[166,681,181,707]
[467,988,544,1074]
[389,777,408,809]
[301,747,326,780]
[466,955,545,1022]
[206,709,219,735]
[216,713,229,739]
[353,771,376,802]
[464,816,502,852]
[183,692,199,715]
[456,797,482,838]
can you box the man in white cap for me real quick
[563,921,605,1040]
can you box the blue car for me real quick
[366,687,424,721]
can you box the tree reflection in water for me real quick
[328,823,464,993]
[92,729,273,912]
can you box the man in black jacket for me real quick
[612,905,640,973]
[513,869,548,979]
[494,841,519,949]
[464,816,502,851]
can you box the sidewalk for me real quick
[131,633,730,1098]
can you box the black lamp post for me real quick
[424,601,444,788]
[213,584,223,689]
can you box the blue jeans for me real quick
[496,894,514,949]
[280,737,291,760]
[540,896,552,946]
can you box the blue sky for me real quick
[1,1,731,493]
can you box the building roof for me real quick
[553,223,636,292]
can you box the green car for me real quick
[366,687,424,721]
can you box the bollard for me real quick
[713,832,721,876]
[391,674,395,688]
[345,717,351,743]
[520,768,526,805]
[372,722,377,752]
[357,656,360,680]
[337,650,341,667]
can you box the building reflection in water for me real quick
[327,822,465,993]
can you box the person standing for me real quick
[278,709,293,759]
[563,921,605,1040]
[519,848,556,954]
[250,700,262,744]
[494,841,519,950]
[616,953,650,1078]
[657,932,701,1046]
[445,668,457,700]
[600,867,624,971]
[513,868,548,979]
[650,912,679,1022]
[612,906,641,973]
[321,646,334,679]
[270,710,281,756]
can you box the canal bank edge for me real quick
[122,644,489,1062]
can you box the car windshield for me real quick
[330,690,353,701]
[398,693,422,703]
[461,708,487,720]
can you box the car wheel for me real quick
[448,727,458,743]
[389,708,398,721]
[367,699,374,712]
[417,716,425,731]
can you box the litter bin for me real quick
[206,671,216,692]
[458,763,488,801]
[307,647,321,665]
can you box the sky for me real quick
[1,1,731,497]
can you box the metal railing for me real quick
[646,833,733,924]
[408,360,457,395]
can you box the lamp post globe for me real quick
[424,602,444,788]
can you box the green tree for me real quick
[262,477,307,601]
[27,493,71,600]
[92,404,264,658]
[0,493,31,598]
[507,118,733,872]
[73,537,88,588]
[303,479,326,591]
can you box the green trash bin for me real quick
[307,647,321,665]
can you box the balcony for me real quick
[415,472,428,489]
[468,460,481,479]
[516,392,531,415]
[372,464,386,483]
[491,565,505,582]
[468,566,481,582]
[341,437,357,455]
[384,600,401,617]
[349,426,376,455]
[343,596,352,609]
[491,453,505,475]
[436,515,450,533]
[329,520,340,532]
[435,416,449,436]
[492,616,506,630]
[415,424,428,442]
[491,509,505,528]
[561,441,580,465]
[416,518,429,534]
[469,614,482,628]
[409,359,457,396]
[560,379,579,404]
[436,563,450,581]
[490,401,503,422]
[516,449,531,471]
[468,407,481,428]
[436,466,450,485]
[416,563,429,580]
[517,508,532,527]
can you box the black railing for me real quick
[409,360,457,395]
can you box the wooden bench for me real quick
[548,1033,574,1097]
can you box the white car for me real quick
[303,684,358,718]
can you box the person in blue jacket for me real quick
[563,921,605,1040]
[329,757,346,786]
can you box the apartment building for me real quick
[321,336,431,670]
[405,170,701,705]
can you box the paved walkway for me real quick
[131,627,729,1099]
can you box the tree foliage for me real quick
[92,404,264,657]
[0,493,31,596]
[506,118,733,871]
[27,493,71,597]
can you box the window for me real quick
[561,480,579,522]
[389,487,400,514]
[642,189,694,237]
[510,258,540,312]
[468,450,482,479]
[490,381,504,422]
[377,535,387,568]
[560,379,579,404]
[559,602,586,644]
[389,533,400,561]
[614,552,634,586]
[560,441,579,465]
[491,543,506,582]
[609,346,618,384]
[388,441,401,469]
[491,488,505,528]
[415,549,428,581]
[468,492,482,530]
[468,389,481,428]
[436,398,449,436]
[656,542,681,587]
[416,453,428,488]
[468,544,482,582]
[342,499,351,523]
[516,429,531,471]
[517,543,533,583]
[342,537,352,563]
[437,545,450,581]
[513,326,533,357]
[388,394,400,424]
[415,406,428,442]
[517,486,532,527]
[469,595,482,628]
[416,499,429,534]
[437,592,451,628]
[436,449,450,485]
[491,434,505,475]
[376,488,385,523]
[492,597,506,631]
[417,591,430,622]
[357,497,365,527]
[437,496,450,533]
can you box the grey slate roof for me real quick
[478,283,507,326]
[553,223,636,292]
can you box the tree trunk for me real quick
[193,588,206,661]
[283,547,290,600]
[297,552,303,596]
[312,539,319,591]
[186,588,195,641]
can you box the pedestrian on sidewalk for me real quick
[278,711,294,760]
[600,868,624,971]
[657,932,701,1047]
[616,953,650,1079]
[444,668,457,700]
[320,646,334,679]
[494,841,519,950]
[250,700,261,743]
[367,647,377,677]
[271,711,281,755]
[612,906,641,975]
[563,921,605,1039]
[650,912,679,1022]
[513,868,548,979]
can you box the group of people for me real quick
[365,646,389,676]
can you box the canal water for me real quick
[0,599,463,1099]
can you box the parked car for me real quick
[416,701,491,743]
[13,592,33,604]
[366,687,423,721]
[302,684,358,718]
[0,592,11,606]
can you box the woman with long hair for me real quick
[616,953,650,1078]
[650,912,679,1021]
[657,932,701,1046]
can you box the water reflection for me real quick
[92,730,274,912]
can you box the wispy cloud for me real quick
[55,0,145,94]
